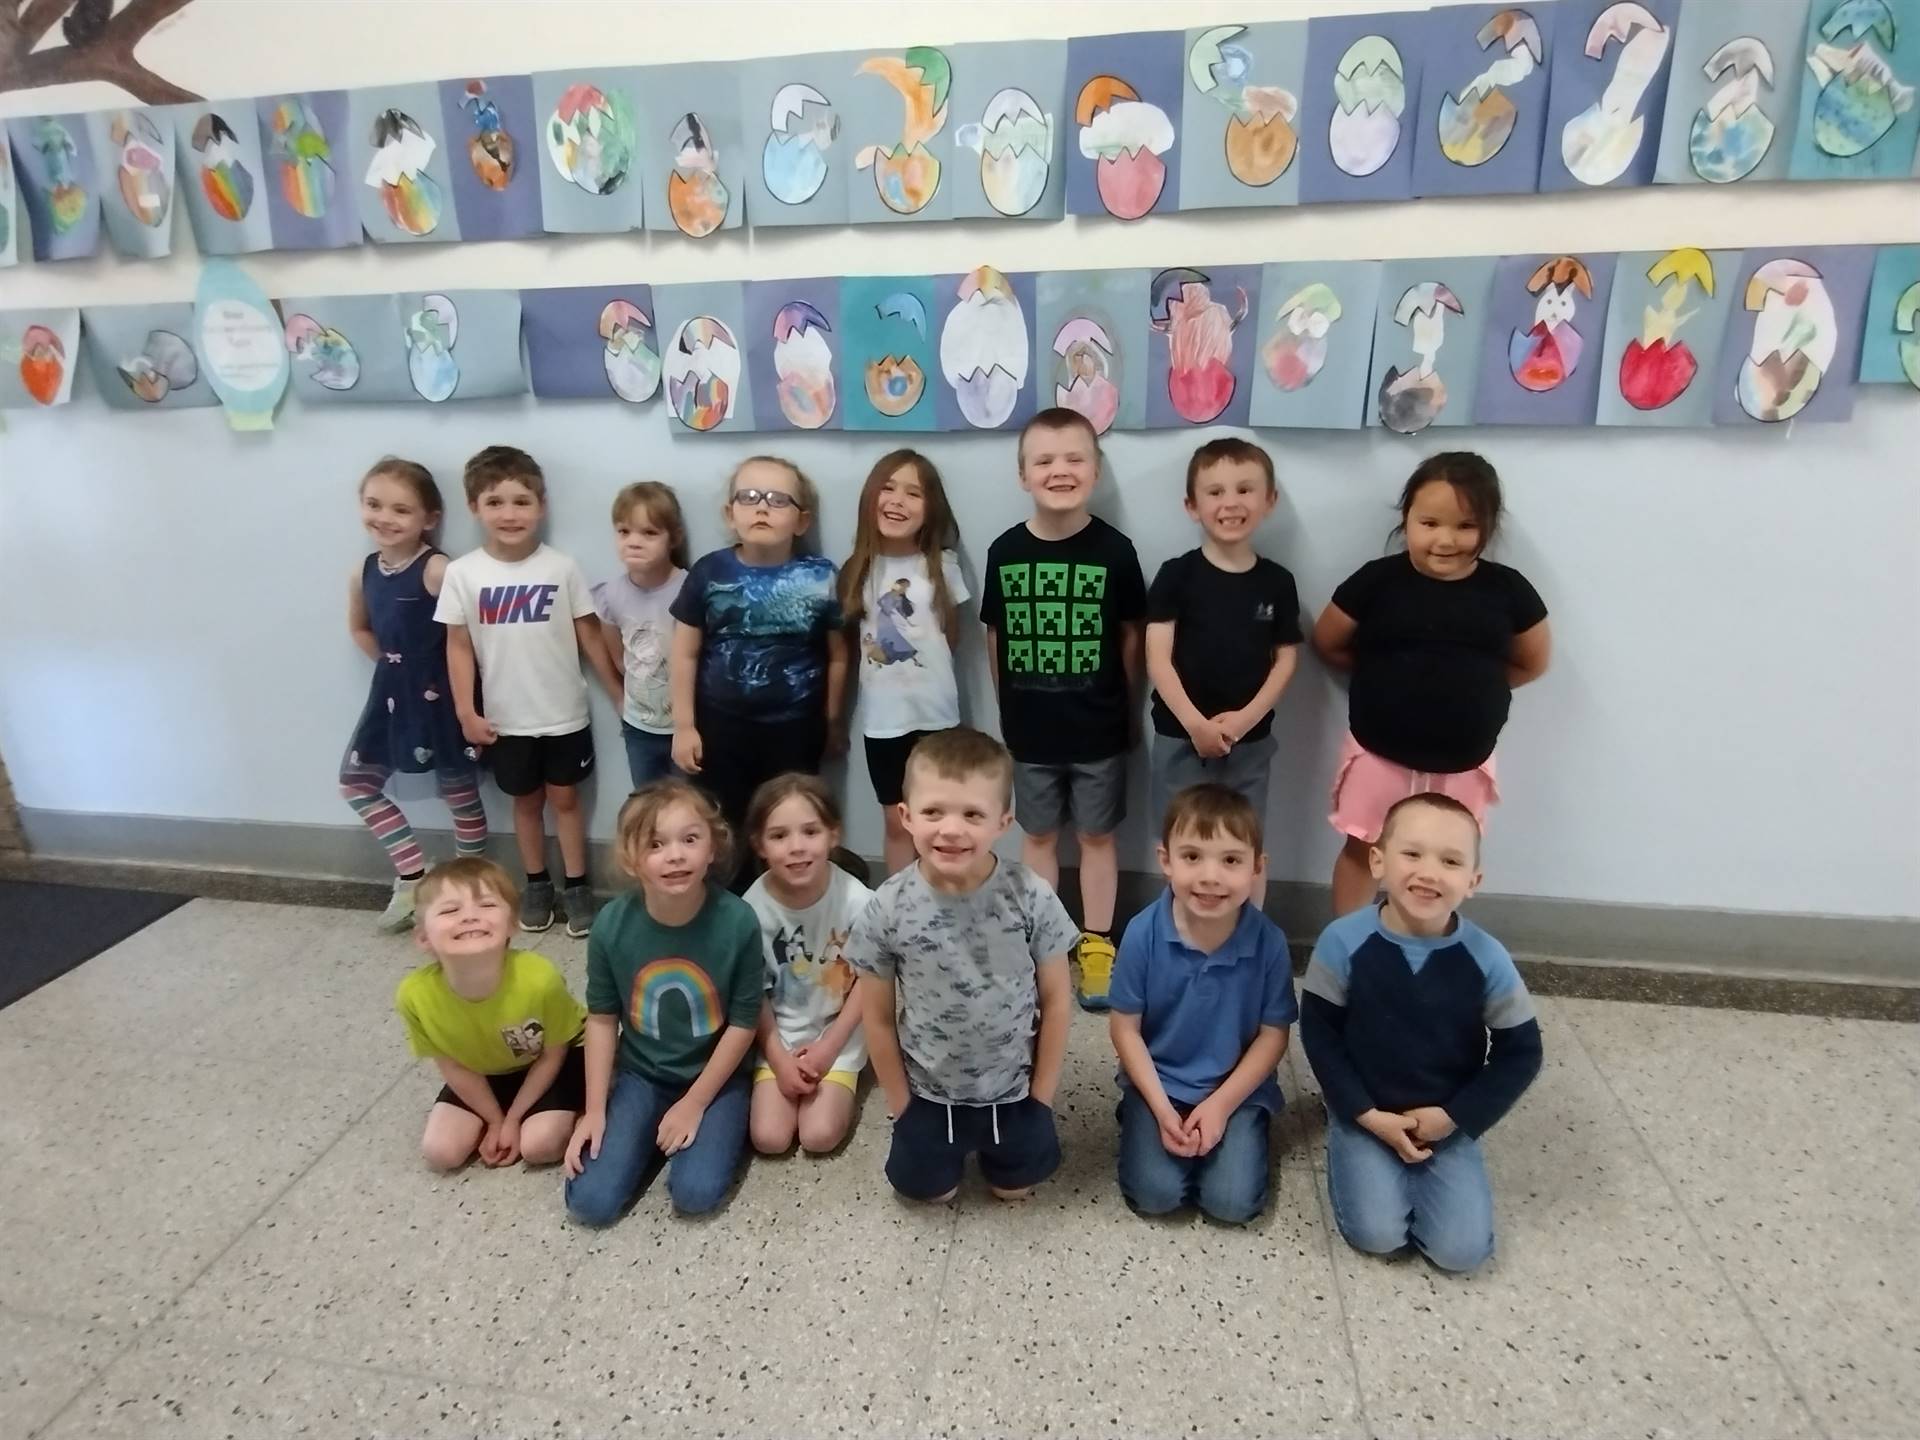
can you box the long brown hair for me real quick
[839,449,959,631]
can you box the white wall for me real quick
[2,0,1916,919]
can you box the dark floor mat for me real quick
[0,878,190,1011]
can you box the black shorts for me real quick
[435,1044,587,1116]
[864,729,950,808]
[885,1094,1061,1198]
[488,727,595,796]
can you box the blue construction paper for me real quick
[520,284,660,402]
[436,75,544,242]
[841,44,957,223]
[168,100,274,255]
[636,61,747,237]
[7,115,101,261]
[744,277,843,430]
[1472,252,1619,424]
[840,275,939,431]
[1539,0,1682,190]
[1247,259,1381,429]
[349,83,462,245]
[1178,21,1310,209]
[1595,247,1744,425]
[1366,256,1501,432]
[255,91,363,249]
[81,303,219,410]
[1411,3,1559,198]
[1858,244,1920,385]
[1711,245,1877,424]
[530,68,646,234]
[1786,0,1920,180]
[1032,268,1150,433]
[1065,31,1185,220]
[653,282,754,433]
[1654,0,1810,184]
[1298,9,1433,204]
[946,40,1069,220]
[1144,264,1262,428]
[279,293,411,405]
[85,107,177,259]
[737,51,855,229]
[932,268,1036,431]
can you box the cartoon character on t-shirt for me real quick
[500,1018,546,1058]
[865,578,921,668]
[631,620,669,722]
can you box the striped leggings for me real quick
[339,761,487,878]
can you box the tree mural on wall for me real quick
[0,0,202,103]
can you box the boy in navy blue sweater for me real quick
[1301,792,1542,1272]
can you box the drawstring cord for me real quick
[991,1103,1001,1146]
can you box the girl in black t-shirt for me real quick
[1311,453,1552,916]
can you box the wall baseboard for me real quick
[16,807,1917,986]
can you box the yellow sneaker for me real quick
[1071,931,1116,1012]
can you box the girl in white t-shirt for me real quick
[745,775,874,1156]
[838,450,969,874]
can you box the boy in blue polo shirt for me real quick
[1108,784,1296,1224]
[1300,791,1543,1272]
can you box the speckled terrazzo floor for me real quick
[2,898,1914,1440]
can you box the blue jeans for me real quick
[1116,1087,1272,1224]
[1325,1112,1494,1272]
[620,723,677,792]
[564,1069,749,1222]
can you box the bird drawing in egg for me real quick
[954,88,1052,217]
[1437,10,1544,167]
[1052,316,1121,435]
[771,301,836,429]
[365,109,442,236]
[1075,75,1174,218]
[1151,268,1249,424]
[1735,258,1838,422]
[854,48,950,214]
[1508,256,1593,392]
[191,113,255,221]
[667,113,729,237]
[598,299,660,403]
[1189,25,1299,186]
[1261,283,1343,392]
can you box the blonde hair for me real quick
[1161,784,1264,855]
[414,857,520,927]
[611,481,689,569]
[746,773,841,848]
[728,455,818,515]
[839,449,960,632]
[616,780,733,881]
[902,726,1014,810]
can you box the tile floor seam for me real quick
[13,1317,144,1440]
[24,1062,415,1440]
[1559,1005,1833,1440]
[1304,1157,1373,1440]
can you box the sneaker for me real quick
[377,877,419,934]
[562,884,597,939]
[520,878,556,933]
[1071,931,1116,1012]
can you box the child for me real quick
[838,449,969,875]
[1312,452,1551,916]
[744,774,874,1156]
[394,858,586,1171]
[846,727,1079,1203]
[979,407,1146,1011]
[341,457,487,931]
[593,482,687,791]
[564,781,763,1222]
[435,446,624,938]
[669,456,848,849]
[1300,792,1543,1272]
[1145,438,1302,832]
[1109,784,1296,1225]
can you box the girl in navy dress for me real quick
[342,458,488,931]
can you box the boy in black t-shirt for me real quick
[1144,439,1302,833]
[980,408,1147,1012]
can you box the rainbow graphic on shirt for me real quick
[631,958,721,1039]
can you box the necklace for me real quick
[377,545,428,576]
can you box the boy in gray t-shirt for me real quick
[847,728,1078,1202]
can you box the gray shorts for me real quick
[1013,755,1129,837]
[1150,732,1276,836]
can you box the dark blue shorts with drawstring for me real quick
[884,1094,1061,1198]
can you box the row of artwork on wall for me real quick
[2,0,1917,267]
[4,245,1916,430]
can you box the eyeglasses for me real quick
[731,488,802,511]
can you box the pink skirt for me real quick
[1328,733,1498,843]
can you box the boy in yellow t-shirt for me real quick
[395,858,587,1171]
